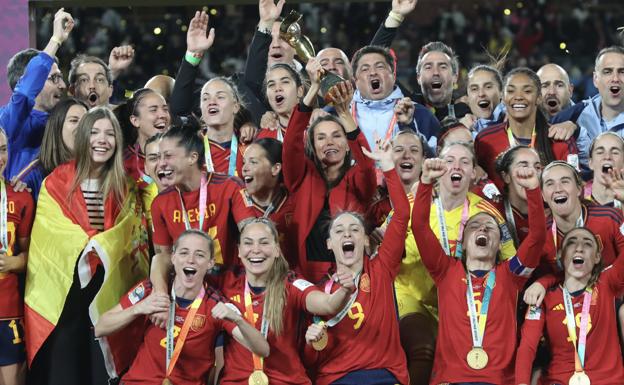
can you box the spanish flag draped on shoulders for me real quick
[24,160,150,378]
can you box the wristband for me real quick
[388,11,405,23]
[50,36,63,46]
[184,51,203,66]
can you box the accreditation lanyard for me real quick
[0,180,7,253]
[435,197,470,258]
[276,126,284,143]
[203,133,239,176]
[506,125,536,148]
[466,270,496,349]
[244,277,270,374]
[313,272,361,327]
[503,200,520,248]
[165,286,206,378]
[351,102,398,143]
[177,174,208,231]
[134,144,154,185]
[562,287,592,371]
[551,211,584,250]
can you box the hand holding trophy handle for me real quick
[280,10,346,104]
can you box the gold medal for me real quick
[569,372,591,385]
[162,378,174,385]
[312,330,328,351]
[248,370,269,385]
[466,347,488,370]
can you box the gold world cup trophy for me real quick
[280,10,345,103]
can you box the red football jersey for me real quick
[307,168,409,385]
[255,127,285,142]
[150,173,254,267]
[238,188,298,269]
[542,204,624,272]
[492,199,531,246]
[219,268,319,385]
[120,280,230,385]
[474,121,578,191]
[412,183,546,384]
[0,187,35,319]
[516,256,624,385]
[123,145,150,191]
[204,137,245,177]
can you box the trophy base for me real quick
[320,72,346,104]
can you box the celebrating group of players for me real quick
[1,0,624,384]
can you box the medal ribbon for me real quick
[503,200,520,247]
[0,180,7,253]
[313,272,361,327]
[506,125,536,148]
[203,133,239,176]
[177,174,208,231]
[562,287,592,371]
[134,143,154,184]
[244,277,269,374]
[165,285,206,378]
[466,270,496,348]
[435,197,470,258]
[551,209,584,250]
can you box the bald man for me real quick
[145,74,175,101]
[537,63,574,117]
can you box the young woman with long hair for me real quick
[218,218,356,384]
[516,227,624,385]
[25,107,149,385]
[475,67,578,190]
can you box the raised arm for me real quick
[364,141,410,277]
[370,0,417,47]
[282,61,319,191]
[515,305,546,385]
[512,168,546,272]
[411,158,451,282]
[169,11,215,117]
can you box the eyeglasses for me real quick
[47,74,64,84]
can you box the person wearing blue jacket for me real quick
[0,8,74,181]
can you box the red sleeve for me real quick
[474,133,489,176]
[150,195,173,247]
[514,187,547,270]
[119,280,153,309]
[17,192,35,238]
[230,182,255,224]
[603,248,624,296]
[346,129,376,202]
[611,210,624,256]
[411,182,450,283]
[376,169,409,278]
[515,304,546,384]
[282,104,313,192]
[289,276,322,311]
[536,273,560,290]
[551,137,578,161]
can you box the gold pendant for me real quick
[466,347,488,370]
[248,370,269,385]
[162,378,174,385]
[312,330,328,351]
[569,371,591,385]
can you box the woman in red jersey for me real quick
[240,138,296,265]
[282,59,376,282]
[116,88,171,189]
[475,67,577,190]
[304,140,410,385]
[256,64,304,141]
[96,230,269,385]
[412,156,546,385]
[218,216,356,385]
[494,145,544,247]
[0,127,35,385]
[516,227,624,385]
